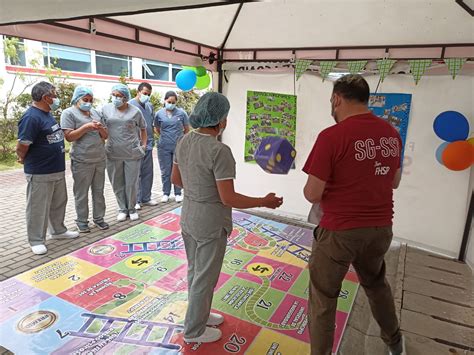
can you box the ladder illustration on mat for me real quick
[68,313,183,350]
[122,239,185,254]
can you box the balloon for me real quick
[194,73,211,90]
[175,69,197,91]
[435,142,449,165]
[195,66,207,77]
[433,111,469,142]
[442,141,473,171]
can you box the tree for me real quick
[178,90,200,115]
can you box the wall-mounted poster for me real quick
[245,91,297,163]
[369,93,412,160]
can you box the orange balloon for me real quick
[468,137,474,146]
[442,141,474,171]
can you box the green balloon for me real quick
[182,66,196,72]
[196,66,207,77]
[195,73,211,90]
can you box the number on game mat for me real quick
[256,299,272,310]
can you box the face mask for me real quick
[165,103,176,111]
[112,96,124,108]
[139,94,150,104]
[79,101,92,112]
[48,97,60,111]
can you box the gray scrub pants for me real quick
[158,145,181,196]
[182,228,228,338]
[25,171,68,246]
[137,149,154,204]
[106,158,141,214]
[71,160,106,227]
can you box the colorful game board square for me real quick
[0,278,51,323]
[0,296,86,354]
[110,252,185,286]
[245,328,310,355]
[280,225,314,248]
[269,293,309,342]
[213,276,285,325]
[337,279,359,313]
[71,237,130,268]
[57,270,146,312]
[154,263,188,292]
[257,239,310,268]
[222,248,256,275]
[175,312,261,354]
[333,311,350,354]
[288,267,310,299]
[237,255,304,293]
[145,212,182,232]
[113,224,174,243]
[158,233,187,260]
[16,256,104,295]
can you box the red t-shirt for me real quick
[303,113,402,231]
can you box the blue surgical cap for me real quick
[111,84,131,101]
[189,92,230,128]
[71,86,94,104]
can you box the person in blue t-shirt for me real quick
[154,91,190,203]
[129,82,158,209]
[16,81,79,255]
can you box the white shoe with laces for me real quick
[117,212,127,222]
[50,230,79,240]
[175,195,183,203]
[129,212,139,221]
[135,203,141,210]
[143,199,158,206]
[161,195,169,203]
[184,327,222,343]
[31,244,47,255]
[207,313,224,326]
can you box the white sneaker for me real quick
[135,203,141,210]
[161,195,169,203]
[129,212,139,221]
[31,244,47,255]
[50,230,79,240]
[207,313,224,326]
[184,327,222,343]
[175,195,183,203]
[117,212,127,222]
[143,199,158,206]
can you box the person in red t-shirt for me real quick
[303,75,405,355]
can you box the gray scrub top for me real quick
[174,131,236,238]
[154,107,189,149]
[60,106,105,163]
[129,98,154,150]
[101,103,147,160]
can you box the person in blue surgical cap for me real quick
[154,91,189,203]
[102,84,147,222]
[171,92,283,344]
[61,86,109,233]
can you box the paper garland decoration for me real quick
[408,59,432,84]
[295,59,313,80]
[376,59,396,82]
[444,58,467,79]
[319,61,337,81]
[347,60,368,74]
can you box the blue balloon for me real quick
[435,142,449,165]
[433,111,470,142]
[175,69,197,91]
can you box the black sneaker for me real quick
[77,224,91,233]
[94,221,110,230]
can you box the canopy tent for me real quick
[0,0,473,259]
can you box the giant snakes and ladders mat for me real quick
[0,208,359,354]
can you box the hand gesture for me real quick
[262,193,283,209]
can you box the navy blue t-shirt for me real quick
[18,106,65,174]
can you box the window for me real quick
[96,51,131,76]
[142,60,169,81]
[4,36,26,66]
[171,65,182,82]
[42,43,91,73]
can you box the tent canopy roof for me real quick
[2,0,472,50]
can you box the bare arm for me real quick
[216,179,282,209]
[62,122,97,142]
[16,142,30,164]
[303,175,327,204]
[392,168,402,189]
[184,125,190,134]
[171,163,183,188]
[140,128,147,147]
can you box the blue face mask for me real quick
[165,103,176,111]
[79,101,92,112]
[48,97,60,111]
[112,96,124,108]
[139,94,150,104]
